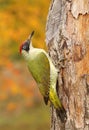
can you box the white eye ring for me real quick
[22,45,27,50]
[22,42,29,52]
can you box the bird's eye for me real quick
[22,42,29,52]
[22,45,27,50]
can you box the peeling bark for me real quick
[71,0,89,19]
[46,0,89,130]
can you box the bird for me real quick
[19,31,67,122]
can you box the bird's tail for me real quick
[56,106,67,122]
[56,79,67,122]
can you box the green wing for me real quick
[27,50,50,104]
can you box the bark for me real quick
[46,0,89,130]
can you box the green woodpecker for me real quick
[19,31,67,122]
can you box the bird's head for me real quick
[19,31,34,54]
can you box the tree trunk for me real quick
[46,0,89,130]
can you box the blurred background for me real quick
[0,0,50,130]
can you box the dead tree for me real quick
[46,0,89,130]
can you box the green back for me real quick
[27,50,50,97]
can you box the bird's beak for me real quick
[28,31,34,45]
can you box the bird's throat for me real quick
[22,50,29,61]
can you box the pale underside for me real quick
[22,49,62,108]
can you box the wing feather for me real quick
[27,50,50,100]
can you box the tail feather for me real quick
[56,78,67,122]
[56,107,67,122]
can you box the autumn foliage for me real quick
[0,0,50,113]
